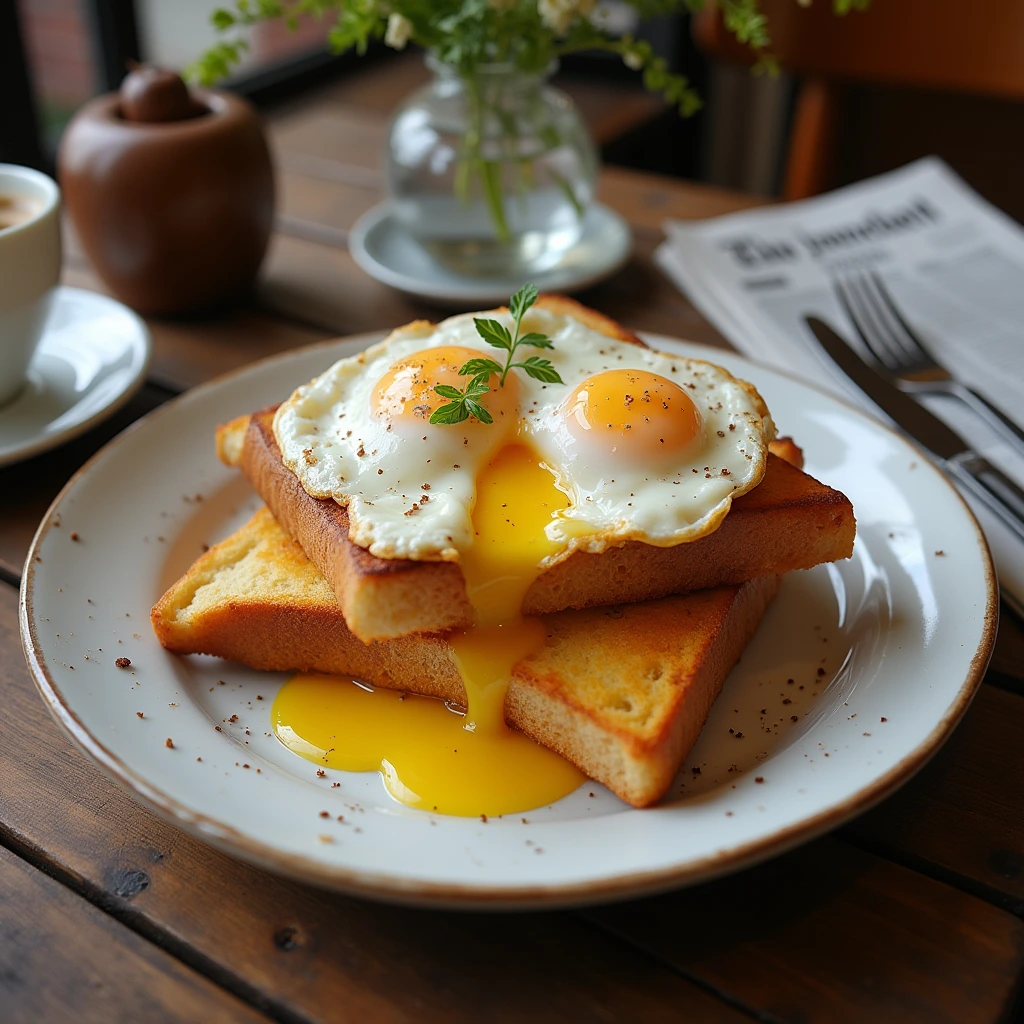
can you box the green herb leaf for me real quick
[428,283,564,424]
[517,332,553,349]
[473,318,513,350]
[465,373,492,396]
[429,401,470,425]
[509,283,539,321]
[516,356,563,384]
[459,357,503,378]
[463,399,493,424]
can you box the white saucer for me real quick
[0,286,150,467]
[349,201,632,306]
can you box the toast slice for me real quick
[152,506,781,807]
[217,294,854,641]
[219,410,852,642]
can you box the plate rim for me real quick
[18,331,999,909]
[349,200,633,305]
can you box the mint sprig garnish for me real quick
[429,283,564,426]
[430,379,493,426]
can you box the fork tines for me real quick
[834,272,930,373]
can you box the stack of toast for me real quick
[152,297,856,807]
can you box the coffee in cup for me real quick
[0,193,45,232]
[0,165,61,406]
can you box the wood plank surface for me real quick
[258,224,735,347]
[847,684,1024,911]
[991,611,1024,687]
[60,263,331,395]
[0,845,269,1024]
[0,589,744,1024]
[6,59,1024,1024]
[268,104,762,230]
[586,837,1024,1024]
[3,580,1023,1022]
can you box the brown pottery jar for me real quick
[59,67,275,315]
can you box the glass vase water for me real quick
[387,57,598,279]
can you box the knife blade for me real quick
[805,315,1024,545]
[807,316,968,459]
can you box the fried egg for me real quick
[271,305,775,817]
[273,307,775,563]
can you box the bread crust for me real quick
[217,295,854,641]
[232,410,852,640]
[151,506,781,807]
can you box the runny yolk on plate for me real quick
[273,443,587,817]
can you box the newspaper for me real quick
[656,157,1024,611]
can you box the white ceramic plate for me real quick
[0,286,151,467]
[19,333,996,909]
[349,201,632,307]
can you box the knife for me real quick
[805,315,1024,545]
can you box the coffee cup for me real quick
[0,164,61,406]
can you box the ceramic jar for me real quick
[59,86,274,315]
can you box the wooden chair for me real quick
[694,0,1024,200]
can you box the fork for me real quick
[834,271,1024,455]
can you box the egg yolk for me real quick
[563,369,702,460]
[450,443,571,733]
[272,443,586,817]
[370,345,519,427]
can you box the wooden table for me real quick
[5,66,1024,1023]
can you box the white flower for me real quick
[384,12,412,50]
[623,50,643,70]
[539,0,595,35]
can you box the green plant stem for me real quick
[479,159,510,243]
[500,301,526,386]
[548,168,583,219]
[460,72,512,243]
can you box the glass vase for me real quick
[387,56,598,279]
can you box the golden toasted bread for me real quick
[215,296,854,641]
[152,506,781,807]
[219,411,851,642]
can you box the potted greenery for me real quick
[191,1,858,277]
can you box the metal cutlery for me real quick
[805,314,1024,546]
[834,271,1024,455]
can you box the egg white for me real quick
[273,308,776,563]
